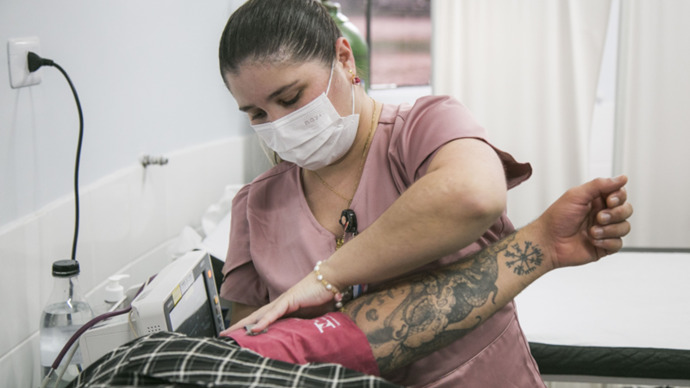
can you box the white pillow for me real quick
[199,211,232,261]
[197,184,244,261]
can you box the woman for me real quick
[218,0,540,386]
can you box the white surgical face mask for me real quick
[251,62,359,170]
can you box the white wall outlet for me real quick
[8,37,41,89]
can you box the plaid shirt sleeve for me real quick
[69,331,401,388]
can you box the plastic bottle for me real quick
[40,260,94,385]
[103,274,129,312]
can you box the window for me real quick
[332,0,431,88]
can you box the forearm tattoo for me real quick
[505,241,544,275]
[344,233,544,373]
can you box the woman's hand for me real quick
[221,270,337,335]
[537,175,633,269]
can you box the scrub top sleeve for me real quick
[219,185,269,306]
[392,96,489,185]
[491,147,532,189]
[393,95,531,189]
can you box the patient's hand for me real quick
[537,175,632,269]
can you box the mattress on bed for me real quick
[515,250,690,384]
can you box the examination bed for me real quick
[515,250,690,386]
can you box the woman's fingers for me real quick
[223,298,282,333]
[251,305,288,333]
[223,309,265,334]
[222,274,337,335]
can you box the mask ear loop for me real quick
[325,61,356,115]
[346,68,359,115]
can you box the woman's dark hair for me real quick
[219,0,342,77]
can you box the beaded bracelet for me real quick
[314,260,340,294]
[313,260,350,310]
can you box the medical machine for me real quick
[79,250,225,367]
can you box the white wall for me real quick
[0,1,259,386]
[1,0,248,226]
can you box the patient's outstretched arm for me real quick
[344,176,632,373]
[344,231,542,373]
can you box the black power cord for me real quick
[28,52,84,262]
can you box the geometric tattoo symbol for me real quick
[505,241,543,275]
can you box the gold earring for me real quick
[348,69,361,85]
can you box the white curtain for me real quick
[431,0,611,227]
[615,0,690,249]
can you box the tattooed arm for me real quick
[343,176,633,373]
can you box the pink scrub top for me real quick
[221,95,544,387]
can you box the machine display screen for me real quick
[168,273,216,337]
[159,254,222,338]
